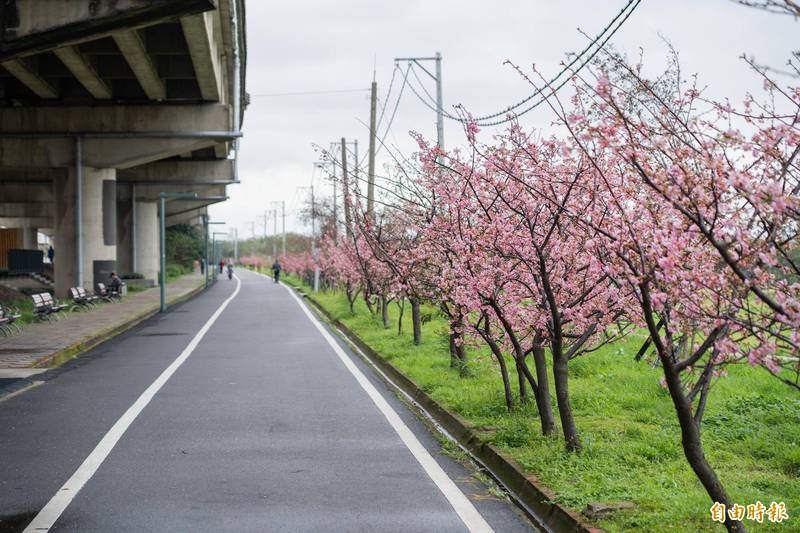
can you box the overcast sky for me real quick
[209,0,798,240]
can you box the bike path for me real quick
[1,269,535,532]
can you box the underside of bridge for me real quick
[0,0,247,294]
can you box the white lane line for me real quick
[280,280,494,533]
[24,276,242,532]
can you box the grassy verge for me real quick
[283,274,798,532]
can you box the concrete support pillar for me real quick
[22,227,38,250]
[54,167,117,296]
[134,201,158,282]
[116,185,134,274]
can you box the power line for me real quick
[375,64,411,157]
[404,0,642,127]
[376,66,398,133]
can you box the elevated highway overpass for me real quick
[0,0,246,294]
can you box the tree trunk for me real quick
[410,297,422,345]
[381,294,390,329]
[449,315,468,375]
[661,359,745,532]
[552,350,580,451]
[478,318,514,411]
[639,285,744,533]
[396,298,405,335]
[346,281,356,314]
[449,330,458,367]
[532,344,556,435]
[363,283,375,315]
[489,344,514,410]
[516,358,528,403]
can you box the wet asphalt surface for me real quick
[0,270,536,532]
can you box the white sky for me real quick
[209,0,798,239]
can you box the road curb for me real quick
[31,281,208,370]
[295,288,602,533]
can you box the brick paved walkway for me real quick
[0,275,205,369]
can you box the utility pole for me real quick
[233,228,239,262]
[395,53,444,152]
[272,207,278,259]
[331,157,338,239]
[367,80,377,220]
[341,137,352,240]
[353,139,359,184]
[311,184,320,292]
[257,212,269,258]
[435,51,444,152]
[281,200,286,256]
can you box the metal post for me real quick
[212,233,216,280]
[394,55,444,153]
[262,211,268,257]
[353,139,359,181]
[311,184,320,292]
[272,208,277,259]
[332,160,338,239]
[203,215,209,288]
[233,228,239,262]
[367,81,377,220]
[341,137,352,239]
[159,196,166,312]
[131,184,137,273]
[281,201,286,257]
[435,51,444,152]
[75,136,83,288]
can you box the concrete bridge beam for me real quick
[0,104,233,168]
[117,159,235,183]
[53,46,113,100]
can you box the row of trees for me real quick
[282,29,797,533]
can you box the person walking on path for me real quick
[218,259,224,274]
[271,260,282,284]
[47,245,54,264]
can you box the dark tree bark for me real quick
[551,347,580,451]
[531,343,555,435]
[487,299,556,435]
[447,312,468,375]
[640,284,745,533]
[516,358,529,403]
[410,297,422,345]
[363,282,375,315]
[539,255,581,451]
[346,281,360,314]
[381,293,390,329]
[396,297,405,335]
[478,317,515,411]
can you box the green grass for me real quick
[284,274,799,532]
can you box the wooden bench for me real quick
[0,304,22,336]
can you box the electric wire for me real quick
[376,66,398,133]
[402,0,642,127]
[375,64,411,157]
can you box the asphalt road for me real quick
[0,269,536,532]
